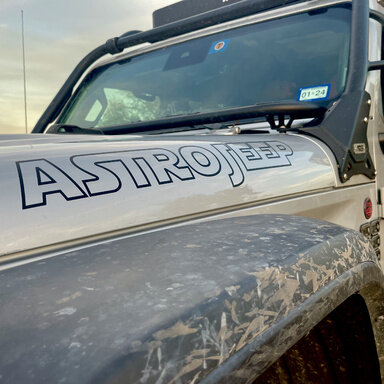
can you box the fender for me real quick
[0,215,382,383]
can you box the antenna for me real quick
[21,10,28,134]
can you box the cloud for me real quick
[1,0,177,133]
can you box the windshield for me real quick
[58,5,351,130]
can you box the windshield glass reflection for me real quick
[59,5,351,130]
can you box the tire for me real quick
[254,294,381,384]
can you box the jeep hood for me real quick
[0,133,336,256]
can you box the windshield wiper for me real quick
[46,124,104,135]
[98,102,326,135]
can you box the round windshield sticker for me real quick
[209,39,230,54]
[215,42,225,51]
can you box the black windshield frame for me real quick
[57,4,352,131]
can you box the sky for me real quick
[0,0,176,134]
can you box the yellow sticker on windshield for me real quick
[298,84,330,102]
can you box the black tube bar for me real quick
[369,60,384,71]
[344,0,369,93]
[370,9,384,25]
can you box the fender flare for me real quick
[202,261,384,384]
[0,214,382,383]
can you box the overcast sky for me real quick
[0,0,176,134]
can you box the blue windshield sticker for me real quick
[209,39,230,54]
[297,84,331,102]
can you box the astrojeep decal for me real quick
[16,141,293,209]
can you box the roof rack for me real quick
[153,0,304,28]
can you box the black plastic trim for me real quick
[98,102,325,135]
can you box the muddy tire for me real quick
[254,294,381,384]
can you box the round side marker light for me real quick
[364,198,373,219]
